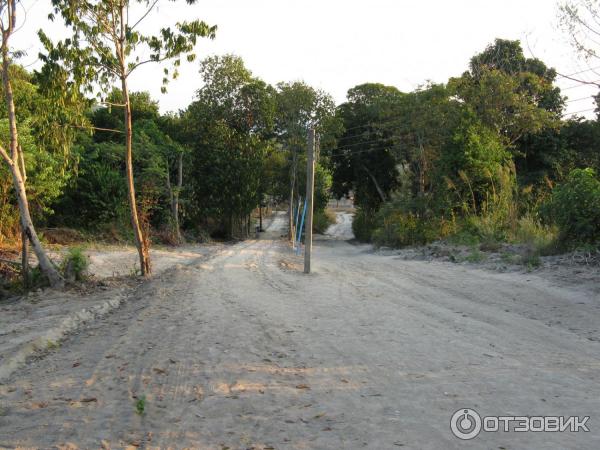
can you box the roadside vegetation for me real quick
[333,38,600,263]
[1,0,600,295]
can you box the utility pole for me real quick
[304,128,316,273]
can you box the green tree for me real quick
[184,55,276,237]
[543,168,600,244]
[330,83,404,212]
[275,81,337,237]
[0,1,88,287]
[42,0,216,276]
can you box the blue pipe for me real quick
[293,196,302,250]
[296,199,307,255]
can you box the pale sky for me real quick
[13,0,599,118]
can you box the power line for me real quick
[561,79,600,90]
[563,107,596,116]
[327,144,406,159]
[557,65,600,78]
[565,95,595,103]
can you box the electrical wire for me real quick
[561,79,600,90]
[563,107,596,116]
[557,65,600,79]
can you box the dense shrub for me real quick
[352,208,377,242]
[372,211,453,248]
[510,214,558,254]
[61,247,89,282]
[542,168,600,245]
[313,209,336,234]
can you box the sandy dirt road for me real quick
[0,212,598,449]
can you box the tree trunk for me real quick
[166,155,183,244]
[417,140,426,197]
[19,146,28,288]
[121,76,151,276]
[0,153,63,287]
[0,20,63,288]
[288,148,297,240]
[362,164,387,203]
[172,152,183,243]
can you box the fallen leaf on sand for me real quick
[31,401,48,409]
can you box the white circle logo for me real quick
[450,408,482,440]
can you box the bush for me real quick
[352,208,377,242]
[62,247,89,282]
[511,214,558,255]
[313,209,336,234]
[372,210,454,248]
[542,168,600,245]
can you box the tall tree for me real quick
[449,39,562,186]
[560,0,600,70]
[331,83,404,212]
[275,81,336,237]
[42,0,216,276]
[184,55,276,238]
[0,1,63,287]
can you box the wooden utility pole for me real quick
[304,128,316,274]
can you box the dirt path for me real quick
[0,213,598,449]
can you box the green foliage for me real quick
[313,209,336,234]
[50,90,185,237]
[0,66,83,241]
[511,215,558,254]
[439,121,511,208]
[183,55,277,238]
[0,120,70,235]
[520,249,542,270]
[352,208,378,242]
[370,197,454,248]
[465,248,486,263]
[135,395,146,415]
[61,247,89,281]
[42,1,216,96]
[331,83,404,212]
[46,340,60,350]
[1,33,598,262]
[542,168,600,245]
[372,213,428,248]
[450,38,560,146]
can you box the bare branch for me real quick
[63,123,125,134]
[126,54,170,76]
[0,142,13,165]
[98,100,127,107]
[130,0,158,31]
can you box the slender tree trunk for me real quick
[19,146,28,287]
[21,226,29,287]
[172,152,183,243]
[0,151,62,287]
[288,148,297,239]
[121,76,151,276]
[0,15,63,287]
[362,164,387,203]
